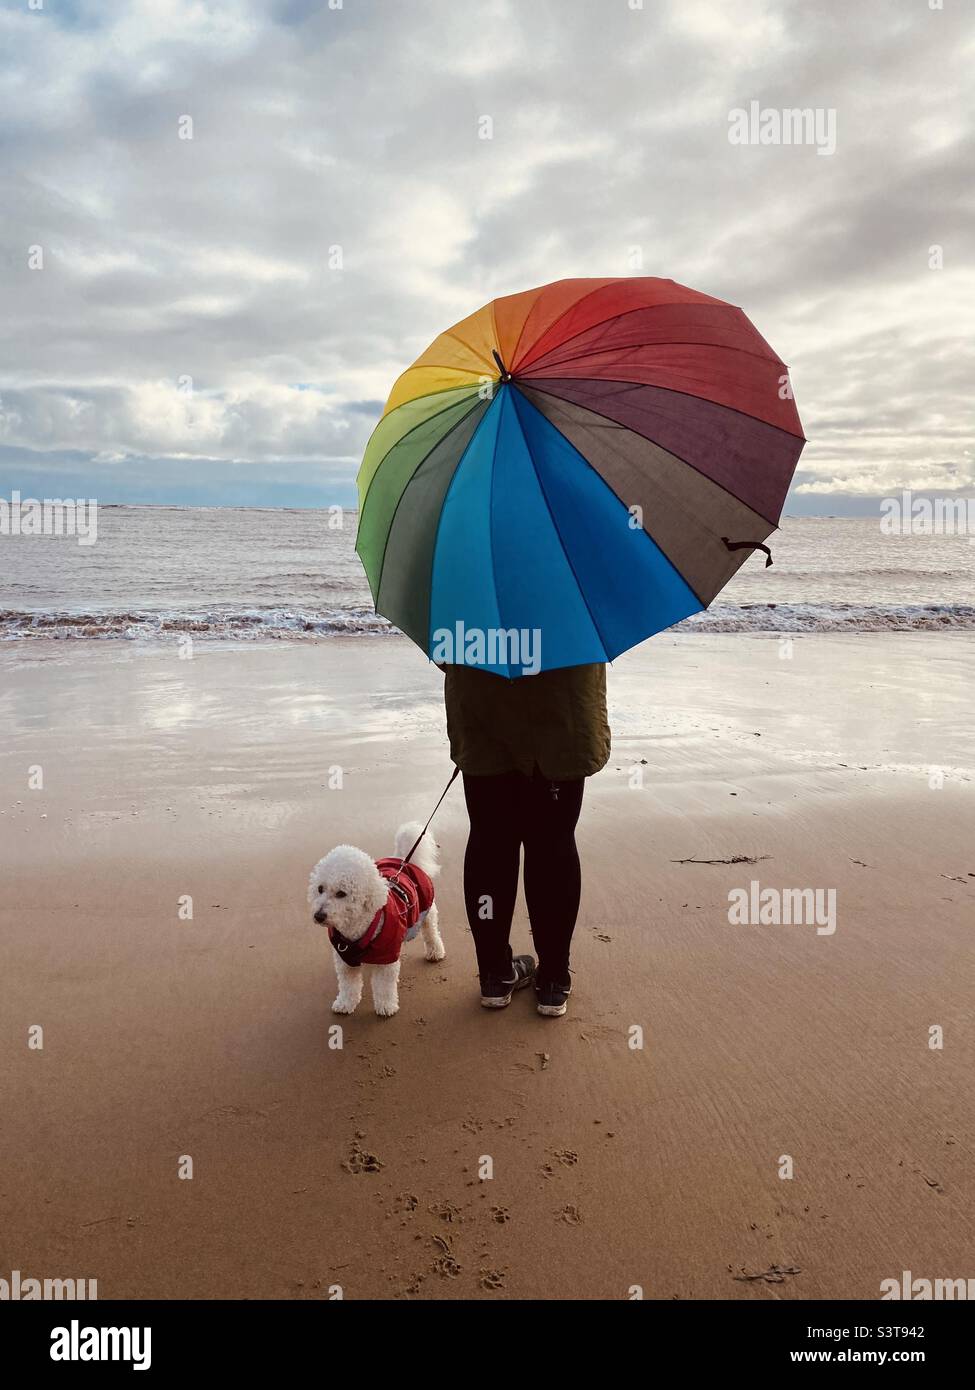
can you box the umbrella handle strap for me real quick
[722,536,773,567]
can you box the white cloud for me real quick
[0,0,972,504]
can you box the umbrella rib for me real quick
[509,386,611,663]
[358,387,482,517]
[513,280,726,374]
[490,299,502,377]
[391,362,489,383]
[513,385,713,629]
[522,377,795,527]
[500,281,566,379]
[420,391,506,671]
[511,393,718,612]
[515,301,769,375]
[525,371,805,446]
[509,278,626,373]
[370,395,489,606]
[522,333,791,380]
[485,393,508,674]
[440,330,496,374]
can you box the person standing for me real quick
[442,662,610,1017]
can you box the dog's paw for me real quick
[373,1000,400,1017]
[424,941,446,962]
[331,996,358,1014]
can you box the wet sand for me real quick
[1,633,973,1299]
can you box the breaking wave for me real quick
[3,601,975,642]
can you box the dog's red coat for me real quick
[329,858,435,966]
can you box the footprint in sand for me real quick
[479,1268,506,1290]
[732,1263,801,1284]
[342,1139,383,1174]
[558,1204,583,1225]
[491,1206,511,1224]
[428,1199,462,1222]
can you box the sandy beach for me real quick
[2,632,973,1301]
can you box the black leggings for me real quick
[462,768,584,986]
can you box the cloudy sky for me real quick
[1,0,972,511]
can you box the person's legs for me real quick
[522,769,584,985]
[462,771,524,980]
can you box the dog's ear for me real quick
[307,865,323,906]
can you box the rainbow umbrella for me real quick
[355,277,805,676]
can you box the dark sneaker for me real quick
[535,977,572,1017]
[480,954,536,1008]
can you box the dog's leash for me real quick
[397,765,460,868]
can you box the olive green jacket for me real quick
[442,663,611,780]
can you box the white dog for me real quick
[307,822,444,1017]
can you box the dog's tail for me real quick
[394,821,440,879]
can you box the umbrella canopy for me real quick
[355,276,806,676]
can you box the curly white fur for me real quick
[307,821,444,1017]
